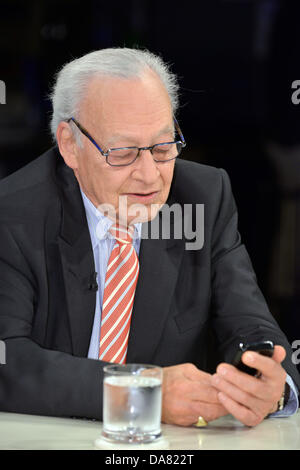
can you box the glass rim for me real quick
[103,363,162,374]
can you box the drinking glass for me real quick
[102,363,163,443]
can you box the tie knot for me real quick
[109,225,134,244]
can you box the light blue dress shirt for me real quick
[80,189,299,417]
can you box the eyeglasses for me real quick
[66,116,186,167]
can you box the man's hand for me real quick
[161,363,228,426]
[212,345,287,427]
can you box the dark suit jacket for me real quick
[0,147,299,419]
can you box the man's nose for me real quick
[132,149,160,184]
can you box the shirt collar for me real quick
[80,189,142,249]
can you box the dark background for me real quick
[1,0,300,360]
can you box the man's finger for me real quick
[271,345,286,363]
[191,401,228,423]
[242,347,286,379]
[212,373,267,417]
[186,381,224,404]
[214,365,267,400]
[180,363,214,383]
[217,392,262,427]
[163,367,225,404]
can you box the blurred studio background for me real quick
[1,0,300,363]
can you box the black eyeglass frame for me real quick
[66,116,186,167]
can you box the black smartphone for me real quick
[232,340,274,377]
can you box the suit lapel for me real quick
[56,159,96,357]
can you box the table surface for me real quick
[0,411,300,450]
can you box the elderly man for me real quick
[0,48,299,428]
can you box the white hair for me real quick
[49,47,180,143]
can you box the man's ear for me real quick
[56,121,79,170]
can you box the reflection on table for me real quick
[0,411,299,450]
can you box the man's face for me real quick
[70,71,175,225]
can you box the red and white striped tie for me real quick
[99,225,139,364]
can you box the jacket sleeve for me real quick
[210,169,300,392]
[0,224,105,420]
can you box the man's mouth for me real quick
[124,191,159,201]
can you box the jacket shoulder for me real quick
[0,147,65,221]
[172,158,227,202]
[0,147,60,198]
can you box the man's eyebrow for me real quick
[157,125,175,139]
[106,125,175,148]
